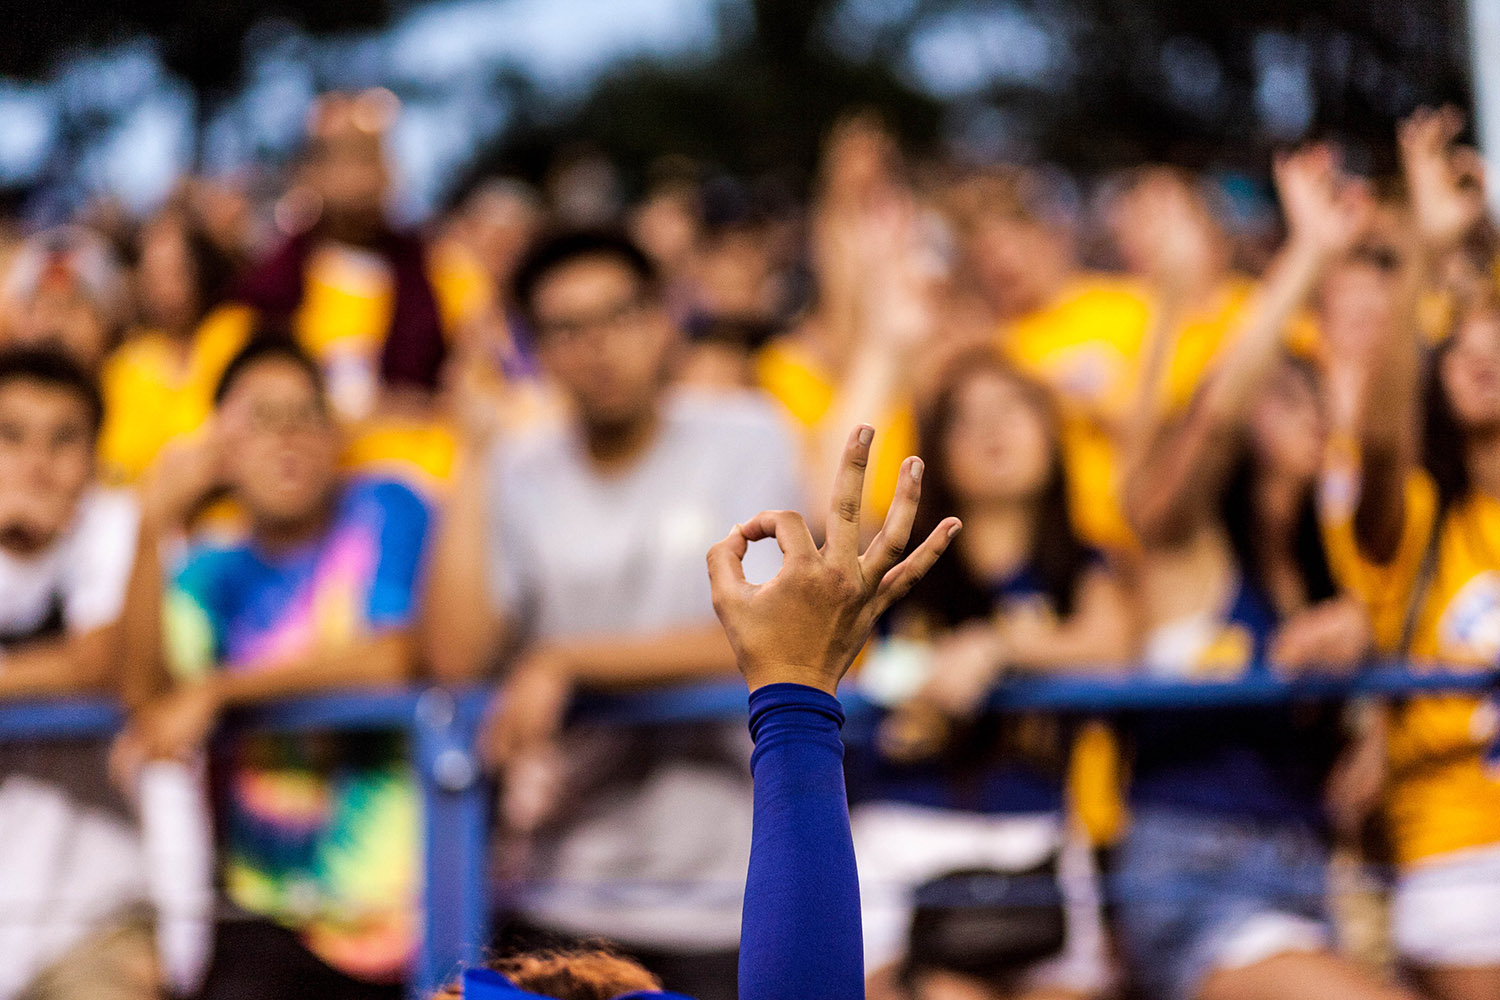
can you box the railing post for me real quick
[411,688,490,999]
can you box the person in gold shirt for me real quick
[233,89,487,491]
[98,201,250,485]
[950,164,1290,554]
[1322,108,1500,1000]
[942,166,1150,552]
[753,115,924,527]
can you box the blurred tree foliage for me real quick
[459,0,1475,197]
[0,0,1474,197]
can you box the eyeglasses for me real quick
[245,401,331,436]
[533,296,651,345]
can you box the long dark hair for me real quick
[900,352,1094,629]
[1220,355,1337,607]
[1423,329,1473,519]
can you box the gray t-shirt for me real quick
[485,389,802,949]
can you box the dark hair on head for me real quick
[482,944,661,1000]
[511,228,659,331]
[1220,354,1337,606]
[0,345,105,437]
[213,333,326,408]
[899,351,1094,628]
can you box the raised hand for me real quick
[857,194,941,354]
[707,425,961,695]
[1399,105,1487,250]
[1273,144,1376,260]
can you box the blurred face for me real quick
[465,191,541,286]
[218,359,340,527]
[1318,257,1401,360]
[0,379,93,554]
[1442,307,1500,433]
[8,284,111,370]
[531,256,674,431]
[1248,359,1326,485]
[631,188,699,272]
[941,369,1054,506]
[1107,169,1225,280]
[966,215,1068,320]
[137,216,198,333]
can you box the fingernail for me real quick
[910,458,923,483]
[859,426,873,446]
[947,521,962,538]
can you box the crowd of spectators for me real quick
[1,87,1498,1000]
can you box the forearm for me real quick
[1006,624,1135,676]
[1352,255,1424,562]
[809,341,908,522]
[1005,590,1136,676]
[541,624,740,689]
[1199,238,1328,422]
[0,628,117,699]
[120,519,168,709]
[1124,413,1236,544]
[209,630,414,706]
[740,683,863,1000]
[423,446,505,683]
[1121,279,1194,465]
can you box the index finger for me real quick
[707,524,751,610]
[827,425,875,560]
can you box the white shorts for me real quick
[850,802,1110,995]
[1392,841,1500,967]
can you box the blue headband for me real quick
[461,966,695,1000]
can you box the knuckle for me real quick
[835,497,862,523]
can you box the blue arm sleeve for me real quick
[740,683,864,1000]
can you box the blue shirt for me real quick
[1127,579,1344,826]
[846,561,1076,815]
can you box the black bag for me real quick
[904,858,1068,983]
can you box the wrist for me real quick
[743,661,840,697]
[1283,234,1336,272]
[522,645,578,685]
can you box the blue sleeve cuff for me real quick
[747,683,845,739]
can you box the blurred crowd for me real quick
[2,84,1500,1000]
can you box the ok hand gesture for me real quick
[707,426,961,695]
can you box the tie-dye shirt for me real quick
[166,478,430,982]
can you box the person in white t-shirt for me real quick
[0,345,147,1000]
[424,229,804,1000]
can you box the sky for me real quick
[0,0,731,219]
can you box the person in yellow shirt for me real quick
[951,165,1293,554]
[1323,107,1500,1000]
[1114,144,1413,1000]
[943,166,1150,552]
[98,205,250,485]
[233,90,486,492]
[753,115,922,527]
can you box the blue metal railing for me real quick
[0,662,1496,996]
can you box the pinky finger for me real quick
[873,517,961,616]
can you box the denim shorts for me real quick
[1111,806,1333,1000]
